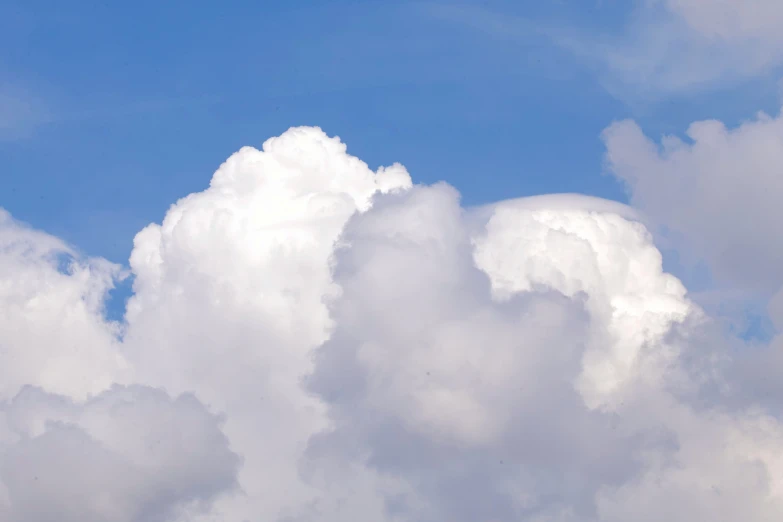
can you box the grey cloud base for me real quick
[1,126,782,521]
[0,386,239,522]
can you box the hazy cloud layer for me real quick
[0,85,50,141]
[556,0,783,96]
[2,125,783,520]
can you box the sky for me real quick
[4,1,783,521]
[5,0,782,264]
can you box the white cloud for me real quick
[473,196,692,409]
[600,109,783,501]
[305,182,783,521]
[602,109,783,293]
[0,210,131,401]
[122,127,412,521]
[0,385,239,522]
[306,186,643,520]
[3,126,783,520]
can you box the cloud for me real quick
[0,210,131,401]
[0,85,50,141]
[122,127,412,521]
[4,126,783,520]
[306,186,658,520]
[0,385,239,522]
[601,107,783,479]
[427,0,783,97]
[473,197,692,409]
[304,180,783,521]
[578,0,783,96]
[602,108,783,293]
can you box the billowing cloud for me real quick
[602,109,783,293]
[0,210,130,401]
[307,186,647,521]
[473,196,692,409]
[122,127,412,521]
[2,126,783,520]
[0,385,239,522]
[601,108,783,494]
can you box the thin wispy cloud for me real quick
[0,85,51,141]
[422,0,783,100]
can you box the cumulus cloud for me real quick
[307,186,647,521]
[474,196,692,409]
[121,127,412,521]
[0,385,239,522]
[0,210,130,401]
[0,211,241,522]
[601,107,783,477]
[3,125,783,520]
[304,179,783,521]
[602,108,783,294]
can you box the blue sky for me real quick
[5,0,781,264]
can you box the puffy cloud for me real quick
[122,127,411,520]
[601,111,783,511]
[4,125,783,521]
[304,182,783,521]
[594,401,783,522]
[306,186,648,521]
[0,211,241,522]
[473,195,692,409]
[0,385,239,522]
[0,210,130,401]
[602,109,783,293]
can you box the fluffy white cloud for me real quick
[0,385,239,522]
[0,211,240,522]
[473,195,692,409]
[602,109,783,293]
[0,210,130,401]
[122,127,412,521]
[305,182,783,521]
[601,111,783,511]
[3,125,783,521]
[307,186,642,521]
